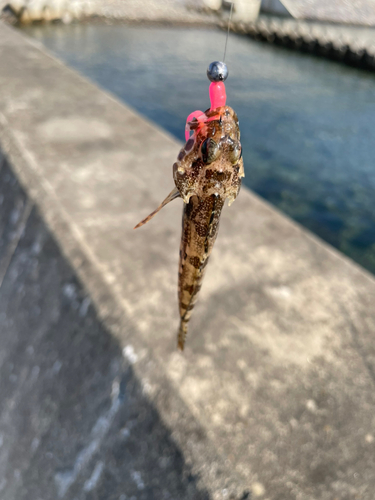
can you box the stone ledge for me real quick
[1,21,375,499]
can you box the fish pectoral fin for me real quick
[134,187,180,229]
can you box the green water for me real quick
[24,24,375,274]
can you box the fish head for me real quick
[173,106,244,204]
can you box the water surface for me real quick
[24,24,375,274]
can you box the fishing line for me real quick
[223,1,234,63]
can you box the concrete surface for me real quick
[0,157,213,500]
[279,0,375,26]
[1,21,375,500]
[1,0,220,25]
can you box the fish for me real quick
[135,60,244,350]
[135,104,244,350]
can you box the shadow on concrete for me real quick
[0,155,210,500]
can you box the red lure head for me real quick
[185,61,229,141]
[209,81,226,110]
[207,60,228,110]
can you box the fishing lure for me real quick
[135,61,244,350]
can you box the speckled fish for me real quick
[135,61,244,350]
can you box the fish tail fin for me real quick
[177,320,188,351]
[134,187,180,229]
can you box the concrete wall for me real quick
[279,0,375,25]
[261,0,290,15]
[1,21,375,500]
[4,0,375,25]
[1,0,219,24]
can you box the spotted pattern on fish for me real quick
[177,193,225,347]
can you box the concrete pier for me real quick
[1,21,375,499]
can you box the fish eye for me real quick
[230,143,242,164]
[201,138,220,164]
